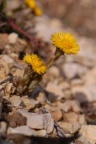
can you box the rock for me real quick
[10,95,22,107]
[35,130,47,137]
[80,125,96,144]
[71,79,84,86]
[0,122,7,133]
[58,122,80,134]
[63,112,78,123]
[58,82,70,91]
[27,114,44,129]
[21,96,38,110]
[36,92,45,104]
[48,66,60,77]
[83,67,96,85]
[43,113,54,133]
[18,110,54,133]
[6,112,26,128]
[62,63,87,79]
[7,126,37,136]
[77,136,91,144]
[13,69,24,77]
[8,33,18,44]
[51,110,62,122]
[78,115,86,125]
[61,100,81,112]
[46,82,64,98]
[72,85,96,102]
[1,54,14,64]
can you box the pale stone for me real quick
[62,63,87,79]
[62,100,81,112]
[51,110,62,121]
[27,115,44,129]
[0,122,7,133]
[1,54,14,64]
[63,112,78,123]
[10,95,22,107]
[17,110,54,133]
[80,125,96,144]
[48,66,60,77]
[7,126,37,136]
[58,122,80,134]
[21,96,37,110]
[58,82,70,91]
[8,33,18,44]
[35,130,47,137]
[46,82,64,98]
[72,85,96,102]
[71,79,84,86]
[43,113,54,133]
[36,92,45,104]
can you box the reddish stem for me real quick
[7,19,34,42]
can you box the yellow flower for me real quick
[51,32,79,54]
[33,6,42,16]
[23,54,46,74]
[24,0,35,9]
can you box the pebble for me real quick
[72,85,96,102]
[21,96,37,110]
[0,122,7,133]
[61,100,81,112]
[46,82,64,98]
[8,33,18,44]
[80,125,96,144]
[10,95,22,107]
[62,63,87,79]
[7,126,37,136]
[18,110,54,133]
[48,66,60,77]
[58,122,80,134]
[51,110,62,122]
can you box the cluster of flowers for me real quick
[24,0,42,16]
[19,32,79,94]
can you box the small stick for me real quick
[0,77,13,85]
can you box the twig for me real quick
[0,77,13,85]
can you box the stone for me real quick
[63,112,78,123]
[18,110,54,133]
[72,85,96,102]
[51,110,62,121]
[1,54,14,64]
[43,113,54,133]
[27,114,44,129]
[0,122,7,133]
[80,125,96,144]
[10,95,22,107]
[46,82,64,98]
[58,82,70,91]
[8,33,18,44]
[36,92,45,104]
[21,96,37,110]
[7,126,37,136]
[62,63,87,79]
[61,100,81,112]
[58,122,80,134]
[48,66,60,77]
[71,79,84,86]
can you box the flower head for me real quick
[23,54,46,74]
[24,0,35,9]
[51,32,79,54]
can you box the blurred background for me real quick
[40,0,96,38]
